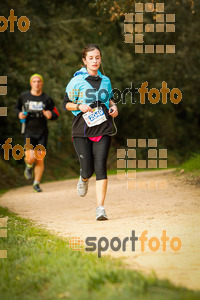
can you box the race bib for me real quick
[82,106,107,127]
[28,101,43,111]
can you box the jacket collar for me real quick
[74,67,102,78]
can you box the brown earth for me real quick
[0,169,200,291]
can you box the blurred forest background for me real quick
[0,0,199,188]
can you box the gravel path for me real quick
[1,170,200,290]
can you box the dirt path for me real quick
[1,170,200,291]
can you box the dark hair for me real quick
[82,44,102,59]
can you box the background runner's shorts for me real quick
[24,132,48,149]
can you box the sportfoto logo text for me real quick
[0,9,30,32]
[70,81,182,105]
[69,230,182,258]
[1,138,46,161]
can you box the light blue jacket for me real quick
[65,67,113,116]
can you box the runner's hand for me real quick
[43,110,52,119]
[79,104,93,113]
[109,106,118,118]
[19,112,27,119]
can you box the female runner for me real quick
[63,44,118,220]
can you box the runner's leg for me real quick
[24,136,36,180]
[73,137,94,179]
[24,135,36,165]
[96,179,107,206]
[34,158,44,182]
[93,135,111,206]
[33,133,48,191]
[24,149,35,165]
[33,133,48,181]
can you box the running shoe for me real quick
[33,184,42,193]
[77,176,88,197]
[96,205,108,221]
[24,164,33,180]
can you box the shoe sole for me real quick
[33,188,42,193]
[96,215,108,221]
[77,191,87,197]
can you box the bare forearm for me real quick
[66,102,79,111]
[66,102,93,113]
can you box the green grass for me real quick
[178,153,200,173]
[0,189,8,196]
[0,206,200,300]
[176,153,200,183]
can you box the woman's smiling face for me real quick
[82,48,101,75]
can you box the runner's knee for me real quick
[95,166,107,180]
[34,150,46,161]
[81,167,94,179]
[35,158,44,165]
[25,150,35,164]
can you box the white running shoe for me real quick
[77,176,88,197]
[96,205,108,221]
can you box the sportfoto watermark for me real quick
[0,217,8,259]
[0,9,30,32]
[1,138,46,160]
[69,230,182,258]
[124,3,176,53]
[117,138,168,190]
[69,81,182,105]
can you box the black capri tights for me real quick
[73,135,111,180]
